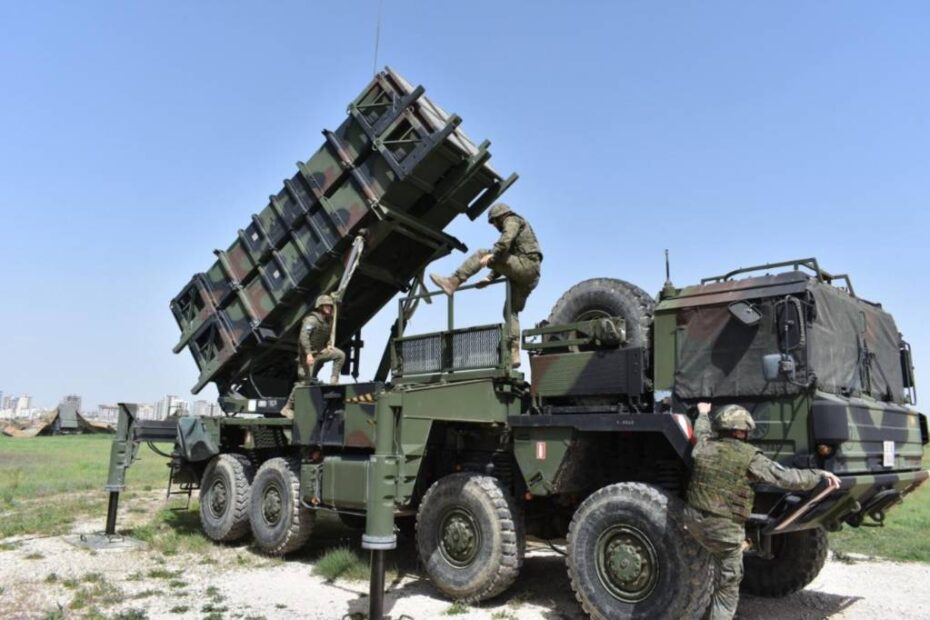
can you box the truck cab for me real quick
[653,258,928,537]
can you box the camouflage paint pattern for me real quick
[651,260,927,531]
[169,67,518,397]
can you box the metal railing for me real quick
[391,279,513,379]
[701,257,856,297]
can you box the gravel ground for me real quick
[1,496,928,620]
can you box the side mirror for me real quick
[763,353,796,382]
[729,301,762,327]
[900,341,916,389]
[900,340,917,404]
[775,297,806,352]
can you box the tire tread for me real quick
[742,527,828,597]
[416,473,523,602]
[566,482,711,620]
[547,278,655,350]
[199,453,254,543]
[250,457,313,556]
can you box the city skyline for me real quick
[0,390,219,422]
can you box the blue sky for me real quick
[1,2,928,409]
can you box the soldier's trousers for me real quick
[308,347,346,379]
[683,506,745,620]
[454,249,540,345]
[282,347,347,415]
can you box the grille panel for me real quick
[452,327,501,370]
[396,326,502,376]
[400,335,443,374]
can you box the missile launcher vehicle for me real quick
[105,70,928,619]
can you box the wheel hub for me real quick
[438,508,480,567]
[261,485,283,526]
[575,308,612,321]
[607,540,644,582]
[208,478,229,518]
[595,525,659,603]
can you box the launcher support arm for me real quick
[329,234,367,347]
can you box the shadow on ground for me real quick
[738,590,860,619]
[335,539,586,620]
[148,509,862,619]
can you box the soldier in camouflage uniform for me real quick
[280,294,346,419]
[684,403,840,620]
[430,203,542,368]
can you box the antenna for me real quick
[372,0,385,76]
[661,249,676,297]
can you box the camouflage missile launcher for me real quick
[169,67,515,399]
[104,70,928,620]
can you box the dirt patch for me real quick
[0,494,928,619]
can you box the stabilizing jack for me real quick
[362,394,398,619]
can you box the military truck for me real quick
[105,69,928,620]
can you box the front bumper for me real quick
[753,468,929,534]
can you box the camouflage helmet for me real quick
[314,294,335,308]
[487,202,513,222]
[713,405,756,432]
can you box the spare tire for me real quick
[547,278,655,350]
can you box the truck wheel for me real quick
[547,278,655,350]
[199,453,254,543]
[742,527,828,597]
[566,482,711,620]
[416,474,523,602]
[249,457,314,555]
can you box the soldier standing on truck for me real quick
[430,203,542,368]
[280,294,346,418]
[684,402,841,620]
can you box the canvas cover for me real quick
[674,280,904,403]
[674,300,798,399]
[807,284,904,403]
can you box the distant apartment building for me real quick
[192,399,219,417]
[15,394,32,414]
[137,403,157,420]
[95,404,120,423]
[155,395,189,420]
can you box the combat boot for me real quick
[279,391,296,418]
[430,273,462,296]
[511,342,521,368]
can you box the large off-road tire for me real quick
[742,527,828,597]
[416,474,523,602]
[547,278,655,350]
[566,482,712,620]
[199,453,254,543]
[249,457,314,556]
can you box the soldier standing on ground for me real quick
[429,203,542,368]
[280,294,346,418]
[684,402,841,620]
